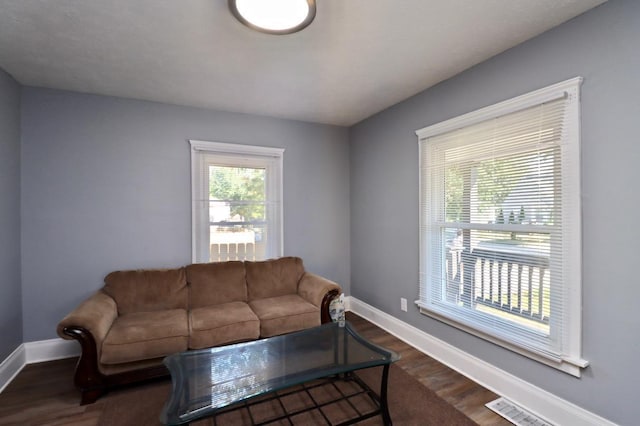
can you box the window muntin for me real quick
[190,141,283,263]
[416,78,587,376]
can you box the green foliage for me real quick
[446,157,527,223]
[445,166,464,222]
[209,166,265,221]
[476,159,525,213]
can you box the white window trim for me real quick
[415,77,588,377]
[189,140,284,263]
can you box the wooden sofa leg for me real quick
[63,326,108,405]
[80,387,107,405]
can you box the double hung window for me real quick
[416,78,587,375]
[190,140,283,263]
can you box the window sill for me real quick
[417,303,588,377]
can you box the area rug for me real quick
[97,364,476,425]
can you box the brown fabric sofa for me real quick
[57,257,341,404]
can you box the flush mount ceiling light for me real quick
[229,0,316,35]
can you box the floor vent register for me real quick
[485,397,553,426]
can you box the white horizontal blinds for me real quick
[192,151,212,263]
[419,96,571,359]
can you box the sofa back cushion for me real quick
[186,261,247,308]
[103,268,188,315]
[245,257,305,301]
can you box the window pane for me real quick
[208,165,267,262]
[442,225,551,333]
[209,222,267,262]
[210,166,265,216]
[444,148,557,226]
[445,166,463,222]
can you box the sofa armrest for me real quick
[298,272,341,307]
[57,290,118,405]
[57,290,118,345]
[298,272,341,323]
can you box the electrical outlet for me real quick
[401,297,407,312]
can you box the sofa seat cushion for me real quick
[101,309,188,364]
[249,294,320,338]
[189,301,260,349]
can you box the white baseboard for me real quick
[0,338,79,394]
[24,338,80,364]
[346,296,617,426]
[0,345,26,394]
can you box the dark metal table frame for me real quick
[206,369,391,426]
[160,321,398,425]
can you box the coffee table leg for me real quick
[380,364,392,425]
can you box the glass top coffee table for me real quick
[160,321,399,425]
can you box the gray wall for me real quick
[20,88,350,342]
[349,1,637,424]
[0,69,22,361]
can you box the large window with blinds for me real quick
[190,140,283,263]
[416,78,587,376]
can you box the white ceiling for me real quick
[0,0,606,126]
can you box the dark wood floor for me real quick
[346,313,509,425]
[0,312,510,425]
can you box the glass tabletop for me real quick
[160,321,399,425]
